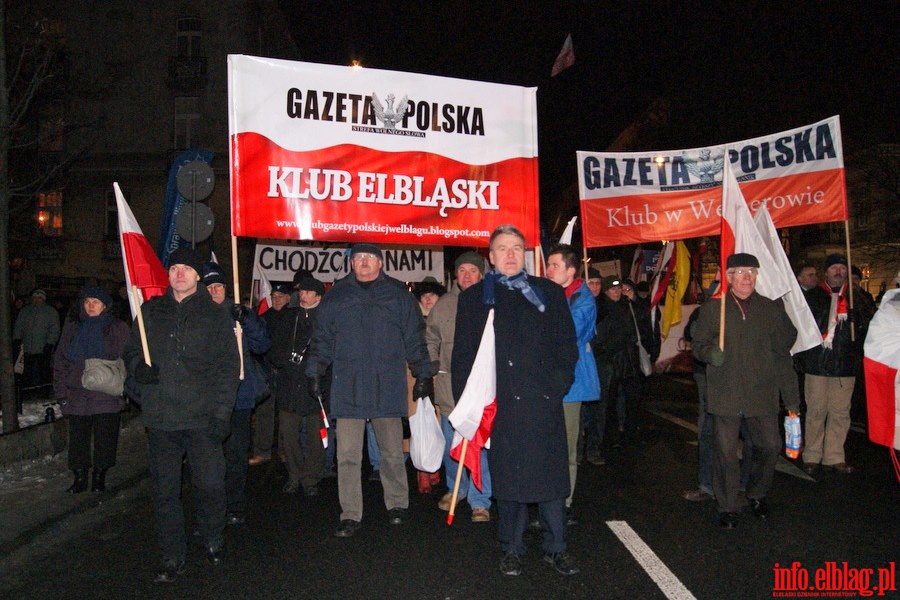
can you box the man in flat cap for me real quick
[796,253,868,475]
[691,253,799,529]
[306,243,433,537]
[124,247,240,581]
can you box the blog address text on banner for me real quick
[229,55,540,247]
[577,116,847,247]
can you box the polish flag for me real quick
[448,309,497,491]
[114,182,168,319]
[864,288,900,451]
[558,216,577,245]
[551,33,575,77]
[252,265,273,315]
[629,245,645,283]
[649,241,675,308]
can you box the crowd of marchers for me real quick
[23,223,882,582]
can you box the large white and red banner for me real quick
[577,116,846,247]
[228,55,540,247]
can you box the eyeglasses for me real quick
[727,268,759,276]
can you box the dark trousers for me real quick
[67,413,121,471]
[280,411,325,489]
[147,428,226,563]
[497,497,566,556]
[224,408,252,514]
[712,414,780,513]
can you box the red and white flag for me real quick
[629,245,645,284]
[864,289,900,451]
[448,309,497,491]
[551,33,575,77]
[252,264,273,315]
[719,160,792,301]
[114,183,168,319]
[558,216,577,245]
[649,241,675,309]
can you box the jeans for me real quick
[440,415,492,509]
[224,408,252,514]
[147,428,226,562]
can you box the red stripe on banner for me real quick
[579,168,846,248]
[230,133,539,246]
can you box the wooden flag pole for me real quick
[132,286,152,366]
[446,437,469,526]
[718,277,728,351]
[231,235,245,380]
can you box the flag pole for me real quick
[446,437,468,526]
[230,235,246,379]
[843,219,856,342]
[718,278,727,351]
[131,286,152,365]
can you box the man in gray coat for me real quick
[691,253,799,529]
[306,243,433,538]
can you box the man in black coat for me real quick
[452,225,578,577]
[124,248,240,582]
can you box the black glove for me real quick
[707,348,726,367]
[134,362,160,385]
[413,377,434,400]
[307,376,323,400]
[230,303,249,323]
[207,416,231,444]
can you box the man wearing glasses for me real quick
[305,243,433,538]
[690,253,799,529]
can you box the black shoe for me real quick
[205,545,225,566]
[500,552,523,576]
[226,511,246,526]
[388,508,408,525]
[543,551,579,576]
[90,468,108,492]
[566,507,578,527]
[67,468,89,494]
[154,560,186,583]
[719,512,739,529]
[802,462,820,476]
[334,519,361,538]
[749,498,769,519]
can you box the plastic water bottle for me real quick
[784,412,802,459]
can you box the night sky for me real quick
[280,1,897,223]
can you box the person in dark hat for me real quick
[796,253,870,476]
[413,278,447,316]
[691,253,799,529]
[586,268,602,298]
[53,286,131,494]
[306,241,433,538]
[124,246,240,581]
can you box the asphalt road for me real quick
[2,376,898,600]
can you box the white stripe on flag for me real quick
[606,520,697,600]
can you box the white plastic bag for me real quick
[409,396,445,472]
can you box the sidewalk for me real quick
[0,407,150,562]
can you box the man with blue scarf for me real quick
[452,225,579,577]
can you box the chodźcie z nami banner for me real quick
[229,55,539,247]
[577,116,846,247]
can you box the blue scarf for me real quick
[66,312,113,362]
[482,269,546,312]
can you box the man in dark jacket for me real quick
[452,225,578,577]
[124,248,240,582]
[306,243,433,538]
[692,253,799,529]
[201,262,271,524]
[796,254,867,475]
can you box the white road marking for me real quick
[607,520,697,600]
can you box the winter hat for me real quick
[586,268,602,281]
[292,268,314,285]
[414,278,447,300]
[78,286,113,308]
[201,262,228,286]
[168,247,205,275]
[602,275,622,289]
[454,251,485,273]
[622,278,636,290]
[726,253,760,269]
[31,289,47,300]
[349,243,383,260]
[824,253,848,269]
[271,282,293,296]
[295,275,325,296]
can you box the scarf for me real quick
[482,269,546,312]
[821,281,848,349]
[563,278,583,300]
[66,311,113,361]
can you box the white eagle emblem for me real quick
[371,92,409,129]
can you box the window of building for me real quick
[174,96,200,149]
[176,17,201,57]
[103,189,122,259]
[36,191,63,237]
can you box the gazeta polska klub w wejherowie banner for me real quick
[228,55,540,247]
[576,116,847,247]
